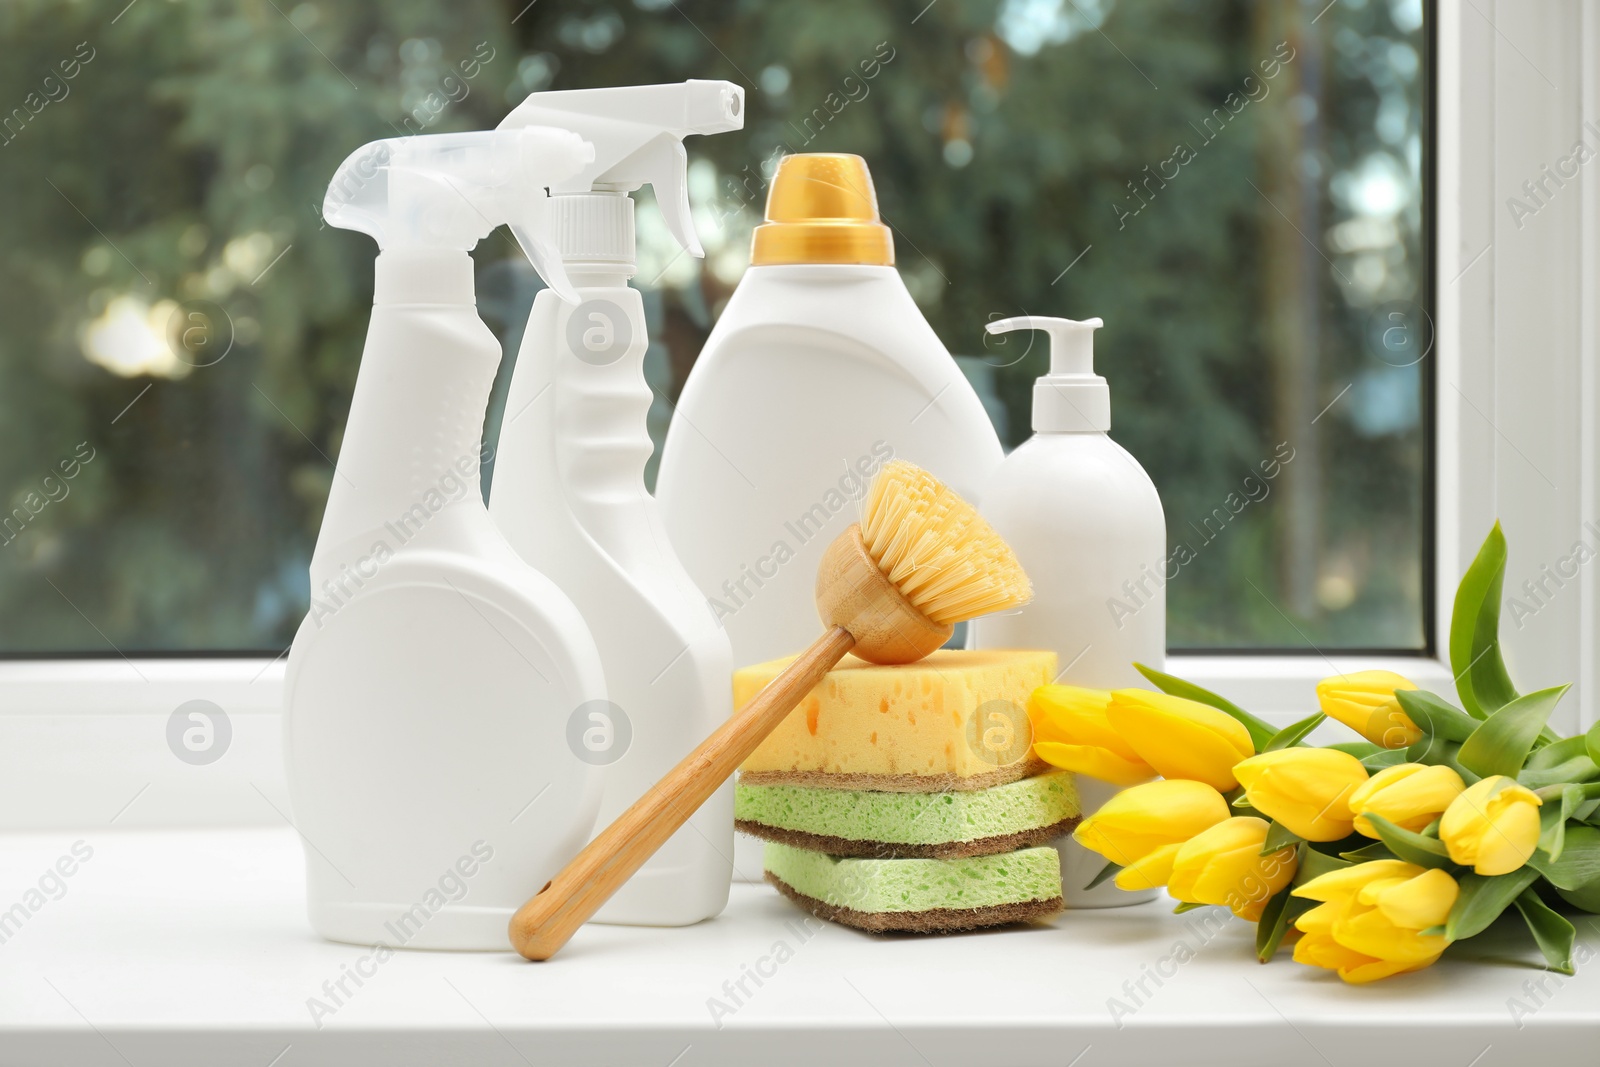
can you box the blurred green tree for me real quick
[0,0,1427,654]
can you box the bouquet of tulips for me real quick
[1032,524,1599,983]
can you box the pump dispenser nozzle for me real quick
[986,315,1109,432]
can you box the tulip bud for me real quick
[1315,670,1421,748]
[1439,775,1543,875]
[1232,747,1369,841]
[1071,778,1231,890]
[1165,816,1297,921]
[1028,685,1157,786]
[1104,689,1255,791]
[1292,860,1458,983]
[1348,763,1465,838]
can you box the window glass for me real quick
[0,0,1428,654]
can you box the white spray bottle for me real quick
[966,315,1166,908]
[488,81,745,926]
[284,128,609,949]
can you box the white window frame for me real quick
[2,1,1595,830]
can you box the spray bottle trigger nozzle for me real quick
[497,81,743,265]
[633,136,703,258]
[512,224,581,305]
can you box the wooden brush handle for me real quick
[509,625,858,961]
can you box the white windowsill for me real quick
[0,653,1455,833]
[1170,652,1455,717]
[2,825,1593,1065]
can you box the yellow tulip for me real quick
[1028,685,1157,786]
[1316,670,1421,748]
[1166,816,1297,921]
[1348,763,1466,838]
[1104,689,1255,791]
[1232,748,1369,841]
[1438,775,1543,875]
[1292,860,1458,983]
[1115,842,1184,893]
[1072,778,1231,889]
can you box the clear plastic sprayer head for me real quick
[322,127,594,302]
[498,80,745,259]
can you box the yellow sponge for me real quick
[736,649,1057,791]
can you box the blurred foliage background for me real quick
[0,0,1428,654]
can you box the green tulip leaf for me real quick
[1440,747,1484,785]
[1133,663,1277,753]
[1327,741,1383,758]
[1529,783,1600,866]
[1526,734,1590,771]
[1361,749,1410,772]
[1326,830,1371,853]
[1512,889,1577,975]
[1555,884,1600,914]
[1533,782,1599,802]
[1395,689,1480,743]
[1526,824,1600,895]
[1262,820,1302,855]
[1265,712,1325,752]
[1362,813,1454,869]
[1535,786,1582,862]
[1458,685,1570,779]
[1521,754,1600,790]
[1587,720,1600,769]
[1447,868,1542,940]
[1293,842,1353,885]
[1339,842,1397,863]
[1406,728,1454,767]
[1449,523,1520,719]
[1256,881,1313,963]
[1085,860,1122,891]
[1172,901,1207,914]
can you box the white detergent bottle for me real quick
[489,81,744,926]
[966,315,1166,908]
[657,152,1005,672]
[284,128,609,949]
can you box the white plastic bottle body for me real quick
[968,433,1166,686]
[968,430,1166,908]
[284,250,607,949]
[491,281,733,927]
[657,263,1005,673]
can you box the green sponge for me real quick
[736,771,1079,859]
[763,842,1063,933]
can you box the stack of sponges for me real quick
[735,649,1073,933]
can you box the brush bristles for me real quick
[858,460,1032,625]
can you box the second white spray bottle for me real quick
[489,81,745,926]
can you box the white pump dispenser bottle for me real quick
[966,315,1166,908]
[283,128,610,949]
[488,81,744,926]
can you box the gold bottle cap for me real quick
[750,153,895,266]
